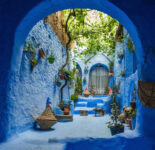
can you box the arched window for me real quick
[89,64,109,95]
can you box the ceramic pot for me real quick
[60,75,65,80]
[110,126,124,135]
[64,107,70,115]
[39,48,46,59]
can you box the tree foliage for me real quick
[63,9,119,59]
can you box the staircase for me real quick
[74,96,111,115]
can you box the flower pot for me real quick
[39,48,46,59]
[60,75,65,80]
[131,116,136,130]
[64,107,70,115]
[110,126,124,135]
[108,72,114,77]
[127,118,132,129]
[91,91,96,95]
[56,82,61,87]
[130,101,136,109]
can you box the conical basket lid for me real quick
[37,106,57,121]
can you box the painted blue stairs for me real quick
[74,96,108,115]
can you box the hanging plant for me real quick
[48,54,55,64]
[23,41,36,58]
[30,58,38,71]
[54,76,62,87]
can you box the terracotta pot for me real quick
[108,72,114,77]
[39,48,46,59]
[60,75,65,80]
[64,107,70,115]
[127,118,132,129]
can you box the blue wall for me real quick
[6,20,69,139]
[0,0,155,146]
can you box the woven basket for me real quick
[138,81,155,108]
[36,106,57,130]
[83,90,91,97]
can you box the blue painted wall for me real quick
[6,20,69,138]
[0,0,155,147]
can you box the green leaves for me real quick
[63,9,119,59]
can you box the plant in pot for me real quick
[89,84,96,95]
[131,109,136,130]
[71,93,78,107]
[108,61,114,77]
[48,54,55,64]
[107,95,124,135]
[64,100,72,115]
[30,58,38,71]
[120,70,125,77]
[58,101,65,111]
[59,68,66,80]
[105,85,110,95]
[54,76,61,87]
[130,88,136,109]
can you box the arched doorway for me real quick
[89,64,109,95]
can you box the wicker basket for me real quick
[138,81,155,108]
[36,106,57,130]
[83,90,91,97]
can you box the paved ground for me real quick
[0,115,132,150]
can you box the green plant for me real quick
[71,94,78,101]
[48,54,55,64]
[109,61,114,70]
[30,58,37,67]
[120,70,125,77]
[105,85,110,94]
[64,100,72,109]
[23,41,36,58]
[107,95,123,129]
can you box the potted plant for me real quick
[120,70,125,77]
[48,54,55,64]
[130,89,136,109]
[107,95,124,135]
[105,85,110,95]
[71,93,78,107]
[83,88,91,97]
[108,61,114,77]
[54,76,61,87]
[30,58,38,71]
[58,101,65,111]
[89,84,96,95]
[64,100,72,115]
[131,109,136,130]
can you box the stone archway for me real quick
[2,0,155,143]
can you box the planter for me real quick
[108,72,114,77]
[91,91,96,95]
[110,126,124,135]
[64,107,70,115]
[35,106,57,130]
[60,75,65,80]
[127,118,132,129]
[131,116,136,130]
[39,48,46,59]
[130,101,136,109]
